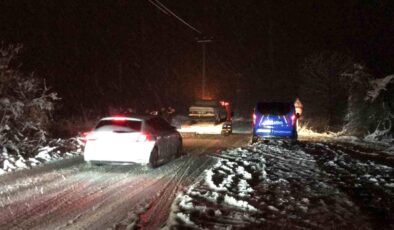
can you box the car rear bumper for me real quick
[83,141,155,164]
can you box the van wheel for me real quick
[291,131,298,144]
[149,147,159,168]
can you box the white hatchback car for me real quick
[83,115,183,167]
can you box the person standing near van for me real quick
[294,97,303,116]
[294,97,303,128]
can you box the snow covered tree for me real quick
[363,74,394,142]
[299,51,353,131]
[0,43,60,158]
[342,64,373,136]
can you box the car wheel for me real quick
[149,147,159,168]
[87,161,99,167]
[176,142,183,158]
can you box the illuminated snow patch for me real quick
[176,213,197,227]
[1,138,83,174]
[177,122,223,134]
[178,195,194,210]
[224,194,258,212]
[238,179,254,197]
[205,169,227,191]
[236,166,252,179]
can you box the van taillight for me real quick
[252,113,256,125]
[291,114,296,125]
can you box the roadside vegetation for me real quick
[0,44,82,174]
[299,51,393,143]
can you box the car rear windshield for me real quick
[146,117,174,131]
[256,102,293,115]
[95,119,142,132]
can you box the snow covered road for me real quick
[0,134,393,229]
[0,134,250,230]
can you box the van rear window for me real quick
[256,102,293,115]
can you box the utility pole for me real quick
[197,39,212,99]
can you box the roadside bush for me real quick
[0,44,60,158]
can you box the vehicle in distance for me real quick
[189,99,227,123]
[180,100,232,135]
[84,115,183,167]
[252,102,299,143]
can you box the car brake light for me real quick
[85,133,97,141]
[112,116,127,122]
[81,132,91,142]
[136,133,151,142]
[252,113,256,125]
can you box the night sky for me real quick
[1,0,393,116]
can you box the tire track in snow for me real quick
[69,161,188,229]
[302,142,394,229]
[0,135,250,230]
[137,156,214,229]
[1,165,149,229]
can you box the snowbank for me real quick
[167,140,393,229]
[0,138,83,175]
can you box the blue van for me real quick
[252,102,299,143]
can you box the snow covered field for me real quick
[167,140,394,229]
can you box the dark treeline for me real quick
[0,0,393,119]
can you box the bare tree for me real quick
[299,51,353,131]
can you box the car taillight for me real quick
[112,116,127,122]
[85,133,97,141]
[81,132,91,142]
[136,133,152,142]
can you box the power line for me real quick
[147,0,202,34]
[147,0,169,15]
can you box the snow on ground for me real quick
[298,125,394,155]
[167,140,394,229]
[0,138,83,175]
[298,125,337,139]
